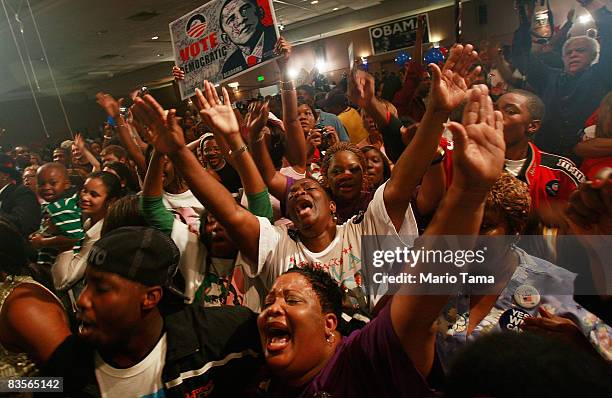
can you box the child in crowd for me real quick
[29,162,84,284]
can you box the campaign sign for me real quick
[369,14,430,55]
[170,0,280,100]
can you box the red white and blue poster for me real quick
[170,0,280,99]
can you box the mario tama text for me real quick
[371,246,495,286]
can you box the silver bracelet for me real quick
[229,144,248,158]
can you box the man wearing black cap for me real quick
[46,226,261,397]
[0,153,41,237]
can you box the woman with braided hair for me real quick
[319,142,372,223]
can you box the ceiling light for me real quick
[310,0,318,4]
[333,7,339,11]
[429,34,442,43]
[315,58,327,72]
[156,53,163,57]
[288,68,299,79]
[228,82,240,89]
[578,14,592,24]
[151,35,159,40]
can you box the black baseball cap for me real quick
[87,226,181,288]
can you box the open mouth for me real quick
[337,179,356,192]
[78,317,96,338]
[294,198,314,217]
[41,191,55,200]
[265,322,291,353]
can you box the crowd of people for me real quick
[0,0,611,396]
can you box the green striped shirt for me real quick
[37,193,84,267]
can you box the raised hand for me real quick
[348,69,375,109]
[172,66,185,81]
[429,44,481,113]
[245,100,270,143]
[446,85,505,194]
[96,92,123,118]
[74,133,86,152]
[274,36,292,73]
[131,94,185,155]
[195,81,240,136]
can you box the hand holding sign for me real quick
[274,36,292,76]
[172,66,185,81]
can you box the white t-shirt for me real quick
[52,218,103,291]
[95,334,167,398]
[279,166,306,180]
[504,158,527,177]
[171,219,206,303]
[163,189,204,234]
[237,182,417,311]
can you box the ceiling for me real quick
[0,0,380,103]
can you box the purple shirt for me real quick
[266,304,434,397]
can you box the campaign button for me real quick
[513,284,541,309]
[499,308,531,331]
[452,314,467,334]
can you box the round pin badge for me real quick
[513,284,541,309]
[451,314,468,334]
[499,307,531,331]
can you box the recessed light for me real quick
[310,0,318,4]
[156,53,163,57]
[151,35,159,40]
